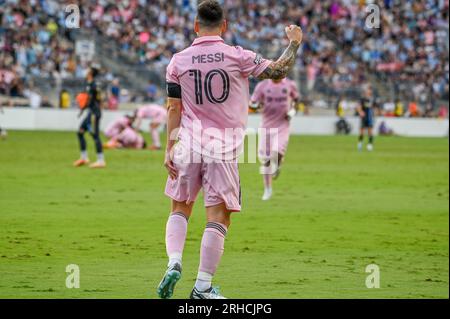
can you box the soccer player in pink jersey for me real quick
[157,0,302,299]
[103,115,135,139]
[250,78,300,201]
[104,127,146,150]
[134,104,167,150]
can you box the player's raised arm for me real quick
[258,25,303,80]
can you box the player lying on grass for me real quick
[103,127,147,150]
[134,104,167,150]
[104,114,135,139]
[157,0,302,299]
[73,66,106,168]
[357,84,376,152]
[250,77,300,201]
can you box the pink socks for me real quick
[165,215,229,292]
[151,128,161,148]
[264,173,272,189]
[165,212,188,267]
[195,222,228,291]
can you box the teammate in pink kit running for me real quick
[157,0,303,299]
[250,78,300,201]
[135,104,167,150]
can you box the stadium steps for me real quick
[74,30,164,96]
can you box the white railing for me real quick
[1,107,448,138]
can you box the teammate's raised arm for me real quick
[258,25,303,80]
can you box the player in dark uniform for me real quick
[73,66,106,168]
[357,85,376,152]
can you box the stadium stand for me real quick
[0,0,448,117]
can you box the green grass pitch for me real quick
[0,130,448,299]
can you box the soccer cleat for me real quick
[89,161,106,169]
[357,142,363,152]
[73,158,90,167]
[148,145,162,151]
[262,188,272,201]
[157,263,182,299]
[273,167,281,180]
[367,144,374,152]
[190,286,226,299]
[103,142,117,150]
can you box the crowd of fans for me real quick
[329,0,449,109]
[0,0,448,117]
[0,0,87,82]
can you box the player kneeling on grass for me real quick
[250,78,300,201]
[357,84,376,152]
[104,127,146,150]
[104,114,135,139]
[73,66,106,168]
[134,104,167,150]
[157,0,302,299]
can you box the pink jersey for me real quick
[251,79,300,157]
[117,127,145,149]
[166,35,271,160]
[251,78,299,131]
[137,104,167,124]
[104,116,131,138]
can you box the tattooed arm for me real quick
[258,25,303,80]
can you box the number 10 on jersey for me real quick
[189,69,230,105]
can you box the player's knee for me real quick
[172,200,193,218]
[220,214,231,228]
[206,204,232,228]
[209,215,231,228]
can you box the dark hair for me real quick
[197,0,224,29]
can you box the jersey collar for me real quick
[192,36,224,46]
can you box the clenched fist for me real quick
[285,25,303,45]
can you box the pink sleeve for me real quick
[136,108,145,118]
[237,46,272,78]
[166,55,179,84]
[251,81,264,103]
[290,80,300,100]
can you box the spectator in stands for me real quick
[146,80,158,102]
[0,0,448,115]
[59,89,71,109]
[23,87,42,109]
[408,102,421,118]
[335,96,352,135]
[108,78,120,110]
[394,99,405,117]
[438,106,448,119]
